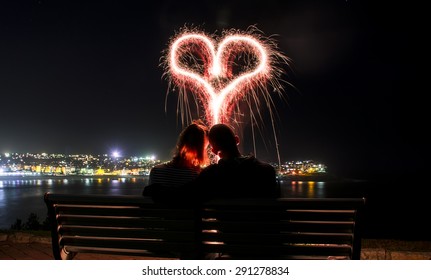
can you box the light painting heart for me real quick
[163,27,290,128]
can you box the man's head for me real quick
[208,123,240,158]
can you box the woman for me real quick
[146,120,209,189]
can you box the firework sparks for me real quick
[161,26,291,163]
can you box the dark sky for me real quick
[0,1,426,179]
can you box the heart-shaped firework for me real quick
[164,28,289,128]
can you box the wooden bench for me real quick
[44,192,365,260]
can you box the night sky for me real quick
[0,1,426,179]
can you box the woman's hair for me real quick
[172,120,209,168]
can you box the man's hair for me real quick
[208,123,237,153]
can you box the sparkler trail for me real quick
[161,26,292,165]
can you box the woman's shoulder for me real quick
[151,162,168,169]
[151,160,201,174]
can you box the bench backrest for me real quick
[45,193,365,260]
[201,198,366,259]
[44,192,198,259]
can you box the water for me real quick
[0,176,148,230]
[0,176,428,240]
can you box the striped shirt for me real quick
[148,161,200,188]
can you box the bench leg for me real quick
[60,248,76,260]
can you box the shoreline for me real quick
[0,174,149,180]
[1,173,352,182]
[278,173,368,183]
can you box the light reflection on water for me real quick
[1,177,428,240]
[0,177,367,229]
[284,180,327,198]
[0,177,150,229]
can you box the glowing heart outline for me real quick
[169,32,271,126]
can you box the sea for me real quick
[0,175,428,240]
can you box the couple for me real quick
[143,120,279,202]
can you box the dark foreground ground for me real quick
[1,231,430,260]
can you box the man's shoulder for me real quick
[258,160,276,171]
[244,156,275,169]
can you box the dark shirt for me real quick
[195,155,279,200]
[143,161,199,204]
[148,161,200,188]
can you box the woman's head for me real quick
[173,120,209,168]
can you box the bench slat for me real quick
[202,210,356,222]
[62,246,186,258]
[202,243,353,259]
[60,236,196,251]
[56,215,195,229]
[202,221,356,233]
[59,225,196,241]
[202,232,353,245]
[54,205,195,219]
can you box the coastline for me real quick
[1,173,350,184]
[1,173,349,183]
[0,174,149,180]
[278,173,369,184]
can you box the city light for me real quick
[0,152,325,178]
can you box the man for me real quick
[196,123,279,200]
[193,123,280,259]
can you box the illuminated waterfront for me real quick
[1,175,429,241]
[0,176,351,229]
[0,176,149,230]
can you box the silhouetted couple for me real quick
[143,121,279,202]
